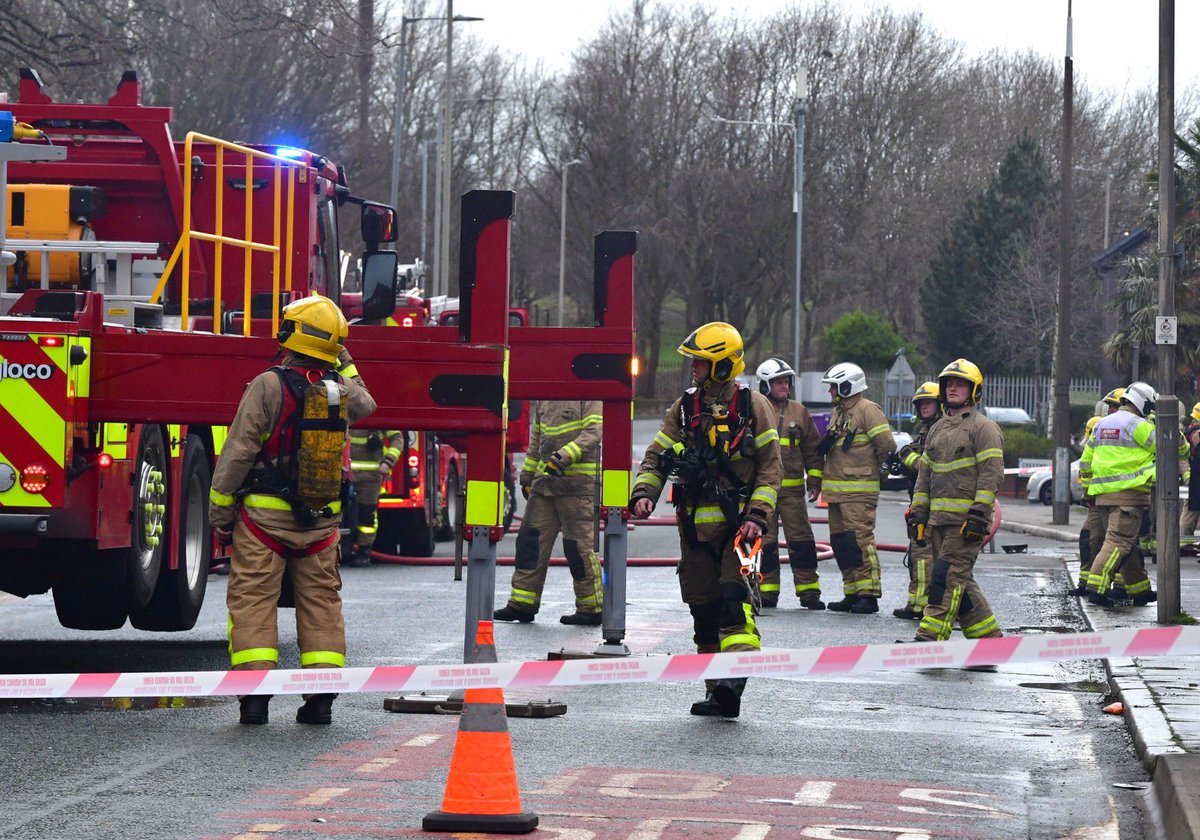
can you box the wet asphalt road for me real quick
[0,420,1157,839]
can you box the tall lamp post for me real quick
[388,11,481,221]
[711,65,808,370]
[792,68,807,375]
[557,158,583,326]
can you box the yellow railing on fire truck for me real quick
[149,132,299,336]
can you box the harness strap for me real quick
[240,509,339,560]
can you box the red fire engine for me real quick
[0,69,417,632]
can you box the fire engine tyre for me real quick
[52,553,128,631]
[130,436,211,631]
[435,467,460,542]
[125,424,169,611]
[502,474,516,534]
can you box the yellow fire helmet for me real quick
[1190,401,1200,423]
[677,321,745,383]
[912,381,940,405]
[1103,387,1126,408]
[277,294,348,365]
[938,358,983,404]
[1085,415,1101,438]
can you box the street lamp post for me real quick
[557,158,583,326]
[793,68,807,375]
[710,86,808,371]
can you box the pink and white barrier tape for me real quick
[1,626,1195,699]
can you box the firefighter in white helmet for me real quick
[890,381,941,620]
[1081,382,1159,606]
[630,322,781,718]
[906,359,1005,643]
[209,295,376,726]
[817,361,894,614]
[754,357,825,609]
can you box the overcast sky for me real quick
[456,0,1200,98]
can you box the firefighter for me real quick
[754,357,824,609]
[818,362,895,614]
[1182,401,1200,538]
[630,322,781,718]
[1082,382,1159,607]
[209,295,376,726]
[343,428,402,567]
[906,359,1004,643]
[494,399,604,625]
[891,381,941,620]
[1076,388,1141,598]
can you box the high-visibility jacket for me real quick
[821,393,894,503]
[769,397,823,492]
[1081,407,1155,498]
[911,408,1004,526]
[520,399,603,496]
[349,429,402,475]
[631,380,781,541]
[209,349,376,534]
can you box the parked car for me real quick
[1026,460,1084,505]
[881,431,913,492]
[984,406,1035,426]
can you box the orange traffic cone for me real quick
[423,621,538,834]
[817,493,828,509]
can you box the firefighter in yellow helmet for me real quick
[906,359,1005,643]
[818,362,895,613]
[209,295,376,725]
[630,322,781,718]
[891,381,941,620]
[344,427,403,567]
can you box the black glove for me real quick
[816,430,838,457]
[904,507,928,547]
[960,506,991,543]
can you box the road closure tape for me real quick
[1,626,1196,700]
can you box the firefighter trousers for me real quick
[506,492,603,615]
[677,531,761,656]
[1087,504,1151,597]
[827,501,881,598]
[761,490,821,604]
[227,517,346,671]
[1181,507,1200,538]
[1078,504,1106,589]
[903,540,934,613]
[916,525,1001,641]
[351,469,382,550]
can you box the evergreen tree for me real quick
[921,135,1052,368]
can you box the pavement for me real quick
[996,496,1200,840]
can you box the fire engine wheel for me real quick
[502,475,516,533]
[126,424,169,611]
[52,553,128,631]
[130,435,211,631]
[435,467,460,542]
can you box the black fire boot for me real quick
[800,598,826,611]
[559,611,603,626]
[892,606,922,619]
[690,691,723,716]
[1133,590,1158,606]
[493,605,536,623]
[1088,592,1114,607]
[850,596,879,614]
[343,545,371,568]
[296,693,336,725]
[827,595,859,612]
[760,595,779,608]
[710,678,745,718]
[239,695,271,725]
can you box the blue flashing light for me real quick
[0,112,15,143]
[274,146,306,160]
